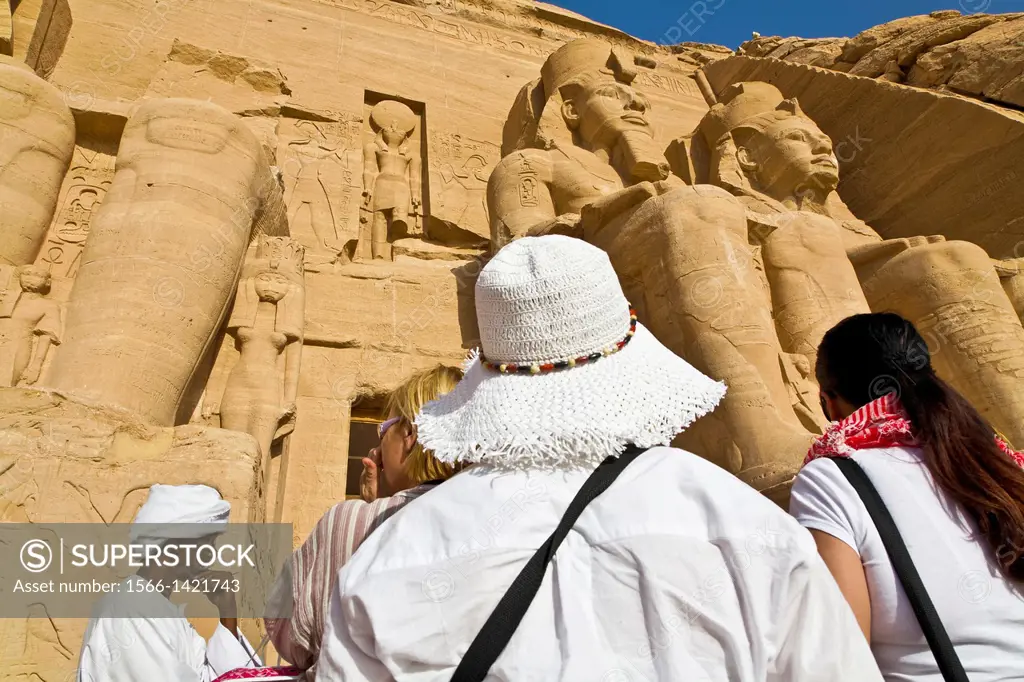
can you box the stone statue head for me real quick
[253,271,290,303]
[17,264,51,294]
[503,39,669,182]
[228,236,305,340]
[698,82,840,205]
[370,100,417,148]
[545,40,652,151]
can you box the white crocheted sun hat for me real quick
[415,235,727,469]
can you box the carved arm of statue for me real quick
[578,181,680,237]
[362,136,380,208]
[409,149,422,215]
[276,337,302,440]
[487,148,674,248]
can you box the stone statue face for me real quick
[738,116,839,201]
[382,125,408,146]
[254,272,290,303]
[564,78,652,149]
[18,269,51,293]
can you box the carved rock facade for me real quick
[1,1,1023,678]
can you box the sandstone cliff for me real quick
[738,10,1024,111]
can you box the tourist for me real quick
[78,484,261,681]
[313,235,882,680]
[265,364,463,678]
[791,312,1024,680]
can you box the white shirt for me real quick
[790,446,1024,682]
[78,577,260,681]
[316,446,881,681]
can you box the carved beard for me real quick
[610,129,671,184]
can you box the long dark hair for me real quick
[816,312,1024,582]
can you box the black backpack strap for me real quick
[832,457,970,682]
[450,445,646,682]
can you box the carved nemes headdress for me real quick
[675,81,812,191]
[502,38,638,156]
[697,81,808,149]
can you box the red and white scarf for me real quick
[804,392,1024,468]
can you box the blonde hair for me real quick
[385,364,464,485]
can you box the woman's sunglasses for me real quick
[377,416,401,439]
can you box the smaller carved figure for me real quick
[0,265,62,387]
[210,237,305,464]
[358,100,421,260]
[781,352,828,433]
[284,122,347,259]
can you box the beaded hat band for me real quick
[481,305,638,375]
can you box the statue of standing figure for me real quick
[0,265,61,387]
[210,236,305,467]
[357,100,421,260]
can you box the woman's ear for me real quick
[403,421,419,455]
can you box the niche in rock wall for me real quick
[351,92,429,262]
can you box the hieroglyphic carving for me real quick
[634,71,704,100]
[212,235,304,470]
[47,98,284,426]
[37,149,115,278]
[429,131,499,241]
[322,0,655,60]
[281,117,361,262]
[321,0,698,97]
[355,99,423,261]
[0,265,62,387]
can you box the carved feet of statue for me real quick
[321,238,347,261]
[16,363,42,387]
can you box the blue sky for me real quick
[550,0,1024,48]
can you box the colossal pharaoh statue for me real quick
[687,80,1024,453]
[46,98,288,426]
[0,59,75,266]
[488,39,1024,503]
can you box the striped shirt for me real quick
[265,485,435,677]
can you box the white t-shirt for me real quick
[316,446,883,681]
[790,446,1024,682]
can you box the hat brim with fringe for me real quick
[416,322,726,470]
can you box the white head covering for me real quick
[130,484,231,542]
[415,235,727,470]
